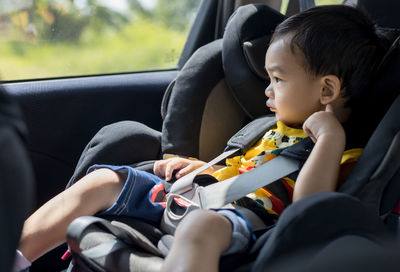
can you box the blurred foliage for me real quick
[126,0,199,31]
[314,0,344,5]
[280,0,344,14]
[0,0,199,80]
[152,0,199,31]
[0,0,345,81]
[0,16,187,80]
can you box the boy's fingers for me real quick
[165,160,185,181]
[164,163,174,181]
[158,160,170,177]
[177,165,192,179]
[153,161,162,178]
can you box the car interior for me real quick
[1,0,400,271]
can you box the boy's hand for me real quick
[302,104,345,145]
[293,104,346,202]
[153,158,207,182]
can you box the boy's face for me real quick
[265,36,325,128]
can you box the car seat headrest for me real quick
[356,0,400,28]
[371,30,400,111]
[222,4,285,119]
[346,29,400,148]
[370,30,400,107]
[242,35,271,80]
[375,29,400,77]
[161,40,225,158]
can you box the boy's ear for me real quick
[319,75,341,105]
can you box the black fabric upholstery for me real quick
[0,86,34,272]
[339,35,400,202]
[242,35,271,80]
[67,121,161,187]
[251,192,391,271]
[357,0,400,28]
[222,4,285,119]
[368,32,400,126]
[339,29,399,148]
[262,236,400,272]
[161,39,224,158]
[339,96,400,212]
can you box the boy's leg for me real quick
[18,168,125,262]
[161,210,233,272]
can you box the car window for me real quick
[314,0,344,5]
[280,0,344,14]
[0,0,200,81]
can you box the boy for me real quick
[14,5,386,272]
[160,5,386,271]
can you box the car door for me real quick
[1,0,224,207]
[1,0,223,270]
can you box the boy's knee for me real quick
[176,210,232,244]
[86,168,125,187]
[80,168,126,209]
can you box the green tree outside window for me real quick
[0,0,199,81]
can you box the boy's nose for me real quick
[265,84,274,98]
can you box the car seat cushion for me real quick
[161,40,225,158]
[222,4,285,119]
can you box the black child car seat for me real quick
[63,2,400,272]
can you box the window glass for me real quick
[314,0,344,5]
[0,0,200,81]
[280,0,344,14]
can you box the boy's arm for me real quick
[293,105,346,202]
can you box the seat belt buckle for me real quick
[160,192,201,235]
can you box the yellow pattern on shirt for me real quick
[212,121,307,181]
[211,121,363,215]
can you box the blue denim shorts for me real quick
[88,164,165,226]
[215,209,256,255]
[88,165,255,254]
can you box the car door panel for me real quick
[4,70,177,208]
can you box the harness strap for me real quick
[169,148,240,194]
[161,137,313,234]
[196,155,300,209]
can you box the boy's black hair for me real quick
[271,5,389,148]
[271,5,385,104]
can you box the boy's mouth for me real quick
[266,100,276,112]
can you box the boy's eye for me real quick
[275,77,281,83]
